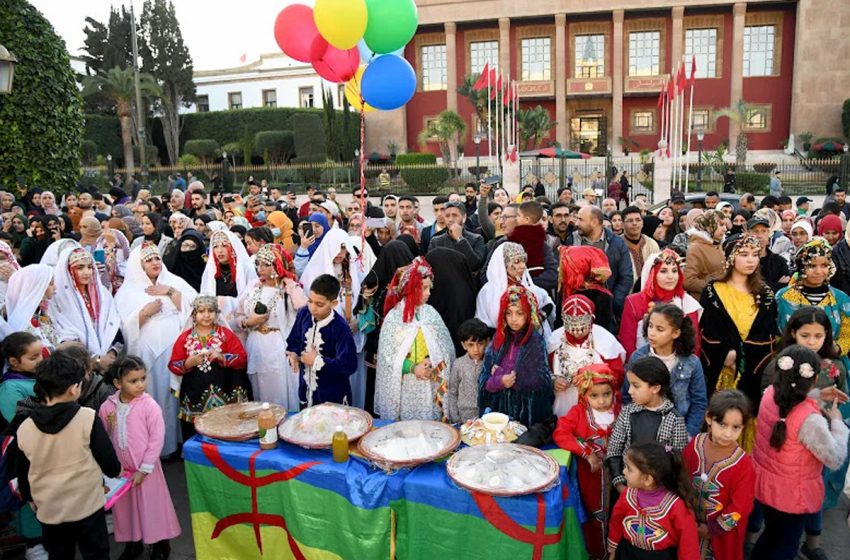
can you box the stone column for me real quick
[445,22,458,112]
[555,14,567,146]
[671,6,685,72]
[612,10,625,156]
[499,18,511,78]
[729,3,747,155]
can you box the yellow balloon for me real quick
[314,0,368,50]
[345,66,375,113]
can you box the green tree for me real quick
[140,0,196,165]
[183,139,220,164]
[0,0,85,190]
[322,88,341,161]
[82,67,161,172]
[517,106,556,149]
[457,74,490,130]
[79,7,135,114]
[714,99,751,168]
[417,110,467,173]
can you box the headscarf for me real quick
[48,246,120,355]
[817,214,843,237]
[79,216,103,241]
[754,208,781,234]
[142,211,164,244]
[266,211,295,253]
[641,249,685,302]
[793,236,836,285]
[9,214,28,248]
[107,217,133,244]
[40,191,60,216]
[6,264,52,331]
[715,201,733,216]
[122,216,143,239]
[307,212,330,257]
[476,242,540,328]
[558,245,612,298]
[572,363,619,402]
[369,239,414,289]
[722,233,762,271]
[561,294,595,344]
[299,228,362,311]
[493,284,541,350]
[730,209,751,235]
[790,220,813,241]
[384,256,433,323]
[231,216,251,230]
[691,209,724,243]
[168,229,207,291]
[396,234,419,257]
[255,243,297,282]
[40,238,81,267]
[641,214,662,239]
[0,240,20,274]
[111,204,132,218]
[200,229,258,296]
[682,208,704,231]
[425,247,477,355]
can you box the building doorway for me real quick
[570,114,607,156]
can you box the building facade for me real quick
[364,0,850,157]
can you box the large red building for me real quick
[364,0,850,158]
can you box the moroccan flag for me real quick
[657,80,665,107]
[689,56,697,86]
[490,73,502,100]
[472,62,490,91]
[676,64,687,94]
[667,75,675,100]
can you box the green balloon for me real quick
[363,0,418,54]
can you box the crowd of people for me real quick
[0,175,849,560]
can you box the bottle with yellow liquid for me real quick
[258,403,278,450]
[331,425,349,462]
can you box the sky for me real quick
[28,0,312,71]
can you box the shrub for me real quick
[0,0,85,190]
[320,167,352,185]
[274,168,304,185]
[736,172,771,193]
[292,114,327,159]
[81,140,98,165]
[396,152,437,165]
[183,139,220,163]
[255,130,295,165]
[133,144,159,165]
[177,153,201,167]
[84,114,123,162]
[752,163,776,173]
[399,167,449,191]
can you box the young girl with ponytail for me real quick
[750,345,849,560]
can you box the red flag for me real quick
[667,75,675,100]
[676,64,686,94]
[657,80,665,108]
[490,73,502,100]
[472,62,490,91]
[689,56,697,87]
[503,82,511,107]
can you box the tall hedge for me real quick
[84,114,123,161]
[0,0,85,190]
[255,130,294,164]
[292,113,327,159]
[842,99,850,140]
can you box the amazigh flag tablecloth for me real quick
[184,436,587,560]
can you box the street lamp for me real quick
[106,154,114,178]
[696,128,705,192]
[0,44,17,95]
[473,133,482,180]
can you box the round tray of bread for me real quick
[357,420,461,471]
[459,412,527,446]
[195,402,287,442]
[278,403,373,449]
[447,443,560,497]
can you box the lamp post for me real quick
[106,154,114,179]
[221,151,231,192]
[696,128,705,192]
[0,44,17,95]
[473,133,482,180]
[840,143,850,190]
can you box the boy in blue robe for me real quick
[286,274,358,408]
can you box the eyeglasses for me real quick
[501,213,518,220]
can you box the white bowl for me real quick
[482,412,509,433]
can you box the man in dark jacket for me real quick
[427,201,486,272]
[748,215,790,292]
[831,230,850,295]
[566,205,633,318]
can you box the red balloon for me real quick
[312,46,361,83]
[273,4,328,63]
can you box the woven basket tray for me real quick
[447,443,560,497]
[194,402,287,442]
[278,403,373,449]
[358,420,460,471]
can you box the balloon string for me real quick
[358,101,366,265]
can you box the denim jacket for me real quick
[622,345,708,436]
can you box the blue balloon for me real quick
[357,39,403,64]
[361,54,416,111]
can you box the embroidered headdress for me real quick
[384,257,433,323]
[493,284,541,350]
[210,230,238,285]
[643,249,685,302]
[191,294,220,314]
[139,241,160,262]
[793,236,835,285]
[722,233,761,271]
[561,294,595,338]
[573,363,619,399]
[255,243,295,281]
[67,248,100,323]
[558,245,612,300]
[68,247,93,267]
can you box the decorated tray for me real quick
[447,443,560,497]
[195,402,287,442]
[459,412,527,446]
[358,420,461,470]
[278,403,373,449]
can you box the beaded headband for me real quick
[191,295,220,313]
[256,244,277,267]
[140,241,160,262]
[210,230,230,248]
[562,294,594,335]
[68,248,92,267]
[723,234,761,271]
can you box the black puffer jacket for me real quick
[832,238,850,295]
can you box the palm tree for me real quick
[417,110,467,174]
[517,106,556,150]
[457,74,490,128]
[714,99,751,168]
[82,66,161,172]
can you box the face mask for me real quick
[270,227,281,237]
[730,225,745,235]
[255,211,266,222]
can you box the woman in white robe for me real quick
[5,264,57,351]
[200,229,258,332]
[114,242,197,456]
[48,247,121,359]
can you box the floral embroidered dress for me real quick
[98,393,181,544]
[168,325,251,423]
[683,433,755,560]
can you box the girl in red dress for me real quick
[553,363,621,558]
[683,390,755,560]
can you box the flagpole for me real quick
[487,63,493,167]
[671,65,678,191]
[678,59,686,191]
[684,59,696,193]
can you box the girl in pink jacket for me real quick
[750,345,848,560]
[99,356,181,560]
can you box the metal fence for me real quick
[83,155,848,202]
